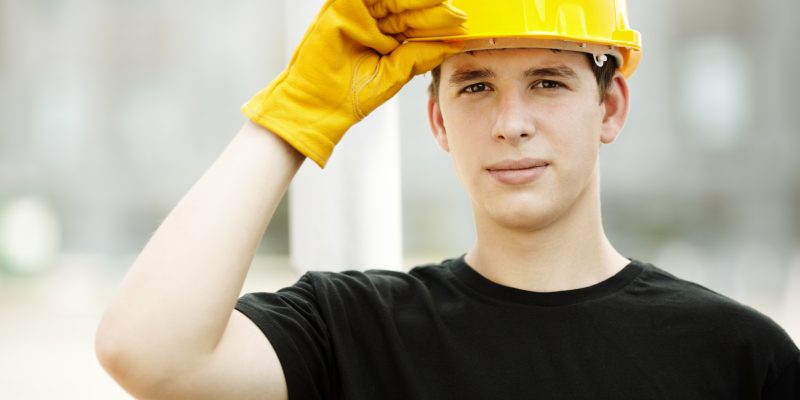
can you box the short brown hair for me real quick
[428,51,618,104]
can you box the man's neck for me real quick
[464,180,628,293]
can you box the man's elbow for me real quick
[95,316,171,399]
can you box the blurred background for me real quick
[1,0,798,398]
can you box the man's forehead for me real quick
[442,48,589,81]
[443,48,586,71]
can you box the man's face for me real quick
[428,48,628,231]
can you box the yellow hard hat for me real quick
[411,0,642,78]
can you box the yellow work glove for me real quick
[242,0,467,167]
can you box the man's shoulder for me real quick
[634,259,797,352]
[298,257,458,300]
[636,260,760,313]
[304,257,455,283]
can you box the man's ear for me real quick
[600,72,630,145]
[427,96,450,152]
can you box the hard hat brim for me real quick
[409,35,641,78]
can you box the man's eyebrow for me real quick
[524,65,578,80]
[448,67,495,86]
[448,64,578,86]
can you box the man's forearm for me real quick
[96,121,304,386]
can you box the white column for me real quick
[284,1,403,272]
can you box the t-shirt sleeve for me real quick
[235,273,336,400]
[762,350,800,400]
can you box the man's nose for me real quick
[492,91,536,144]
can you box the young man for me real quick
[96,0,799,399]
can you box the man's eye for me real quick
[463,83,489,93]
[534,80,563,89]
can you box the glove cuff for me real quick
[242,102,335,168]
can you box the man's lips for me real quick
[486,158,549,185]
[486,158,549,171]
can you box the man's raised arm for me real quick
[95,122,301,399]
[95,1,466,398]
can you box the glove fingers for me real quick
[377,4,467,35]
[367,0,446,19]
[353,41,461,119]
[400,25,468,39]
[330,0,400,55]
[383,41,464,78]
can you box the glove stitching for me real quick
[351,53,378,120]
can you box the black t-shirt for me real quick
[236,257,800,399]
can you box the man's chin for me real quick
[488,208,562,233]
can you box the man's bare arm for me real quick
[95,1,466,398]
[95,121,301,399]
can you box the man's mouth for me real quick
[486,158,549,185]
